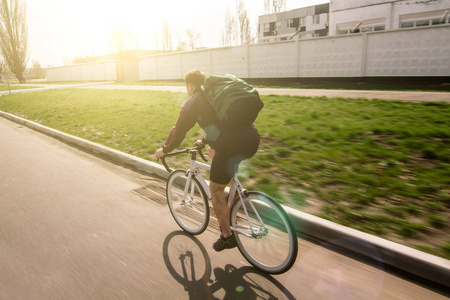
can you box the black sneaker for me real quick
[213,234,237,252]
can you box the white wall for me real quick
[365,26,450,76]
[46,61,118,82]
[47,26,450,82]
[299,35,363,77]
[139,25,450,80]
[249,42,297,78]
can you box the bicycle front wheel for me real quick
[230,191,298,274]
[166,170,209,235]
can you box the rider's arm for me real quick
[162,94,200,154]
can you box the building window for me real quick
[276,21,282,30]
[400,18,446,29]
[313,15,320,25]
[264,23,270,32]
[416,20,429,27]
[300,17,306,27]
[432,19,445,25]
[400,22,414,28]
[287,18,299,28]
[338,24,385,35]
[287,19,294,28]
[314,29,328,37]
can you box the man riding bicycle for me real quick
[155,70,260,251]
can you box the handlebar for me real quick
[160,145,208,173]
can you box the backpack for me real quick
[201,74,264,128]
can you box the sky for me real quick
[27,0,328,67]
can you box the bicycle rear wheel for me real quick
[230,191,298,274]
[166,170,209,235]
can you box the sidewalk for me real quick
[0,82,115,96]
[79,83,450,102]
[1,109,449,290]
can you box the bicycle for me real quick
[161,145,298,274]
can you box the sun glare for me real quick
[28,0,271,66]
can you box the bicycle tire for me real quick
[166,170,210,235]
[230,191,298,274]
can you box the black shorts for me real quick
[210,125,260,184]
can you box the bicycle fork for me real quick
[181,172,196,207]
[229,176,268,239]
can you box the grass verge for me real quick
[0,89,449,258]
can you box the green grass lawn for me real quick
[1,89,449,258]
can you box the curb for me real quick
[1,110,449,289]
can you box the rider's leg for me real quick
[209,146,233,237]
[210,181,232,238]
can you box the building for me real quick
[330,0,450,35]
[258,0,449,42]
[258,3,330,43]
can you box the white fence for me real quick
[46,25,450,82]
[139,25,450,80]
[46,61,118,82]
[46,61,139,82]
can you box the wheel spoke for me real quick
[231,192,298,274]
[166,171,209,235]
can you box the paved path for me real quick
[1,115,448,299]
[4,82,450,102]
[78,83,450,102]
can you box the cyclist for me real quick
[156,70,260,251]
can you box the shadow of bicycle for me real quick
[162,231,296,299]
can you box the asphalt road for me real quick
[1,117,447,299]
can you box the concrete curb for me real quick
[1,110,449,289]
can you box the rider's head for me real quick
[184,70,206,95]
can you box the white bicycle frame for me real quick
[183,155,266,238]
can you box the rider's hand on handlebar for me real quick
[155,148,166,160]
[194,140,205,147]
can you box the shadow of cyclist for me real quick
[162,231,295,299]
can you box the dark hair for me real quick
[184,70,206,89]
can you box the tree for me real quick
[162,20,172,51]
[28,59,45,79]
[0,0,28,83]
[264,0,286,14]
[0,58,5,82]
[222,0,254,46]
[111,26,135,60]
[174,29,200,51]
[236,0,253,45]
[222,5,237,46]
[176,37,188,51]
[186,29,200,50]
